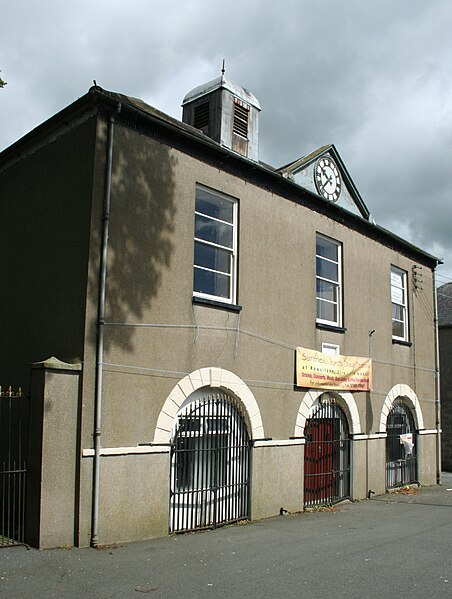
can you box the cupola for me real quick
[182,70,261,162]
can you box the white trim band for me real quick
[82,445,171,457]
[418,429,439,435]
[352,433,387,440]
[253,439,305,448]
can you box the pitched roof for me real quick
[277,144,332,173]
[0,85,442,270]
[276,144,371,221]
[438,283,452,326]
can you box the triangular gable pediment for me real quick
[277,144,372,221]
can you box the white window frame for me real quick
[391,266,408,341]
[193,185,238,304]
[316,234,343,327]
[322,342,340,356]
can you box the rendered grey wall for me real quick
[0,117,97,390]
[366,437,386,495]
[26,362,81,549]
[75,122,438,544]
[82,126,437,441]
[417,433,438,484]
[251,443,304,520]
[97,452,170,545]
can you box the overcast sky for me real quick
[1,0,452,284]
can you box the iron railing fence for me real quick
[0,387,28,547]
[170,392,250,533]
[386,455,417,489]
[386,402,417,489]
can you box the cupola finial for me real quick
[221,59,226,77]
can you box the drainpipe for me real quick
[366,330,375,498]
[91,102,121,547]
[368,329,375,359]
[433,268,441,485]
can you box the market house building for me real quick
[0,74,441,548]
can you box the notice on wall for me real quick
[296,347,372,391]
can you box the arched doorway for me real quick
[386,400,417,489]
[169,389,251,533]
[304,394,351,507]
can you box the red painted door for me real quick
[304,418,336,505]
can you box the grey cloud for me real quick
[1,0,452,277]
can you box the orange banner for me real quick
[296,347,372,391]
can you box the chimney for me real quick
[182,74,261,162]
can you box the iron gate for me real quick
[386,401,417,489]
[169,391,250,533]
[0,387,28,547]
[304,396,350,507]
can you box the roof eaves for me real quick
[277,144,371,221]
[0,86,442,269]
[327,146,371,220]
[0,90,101,167]
[99,89,441,266]
[276,172,440,266]
[277,144,332,173]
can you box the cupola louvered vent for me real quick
[194,101,210,130]
[233,101,249,138]
[182,75,260,161]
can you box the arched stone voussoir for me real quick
[295,389,362,437]
[153,367,264,443]
[379,384,424,432]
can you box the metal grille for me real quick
[386,401,417,489]
[0,388,28,547]
[304,396,350,507]
[170,392,250,533]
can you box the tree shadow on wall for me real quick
[88,125,176,353]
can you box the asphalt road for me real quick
[2,475,452,599]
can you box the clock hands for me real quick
[320,167,333,187]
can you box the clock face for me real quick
[315,157,342,202]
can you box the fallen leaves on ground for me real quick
[393,485,420,495]
[305,505,337,512]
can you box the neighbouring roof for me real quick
[438,283,452,326]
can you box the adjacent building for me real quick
[438,282,452,471]
[0,75,441,548]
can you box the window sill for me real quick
[192,296,242,313]
[316,322,347,334]
[392,339,412,347]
